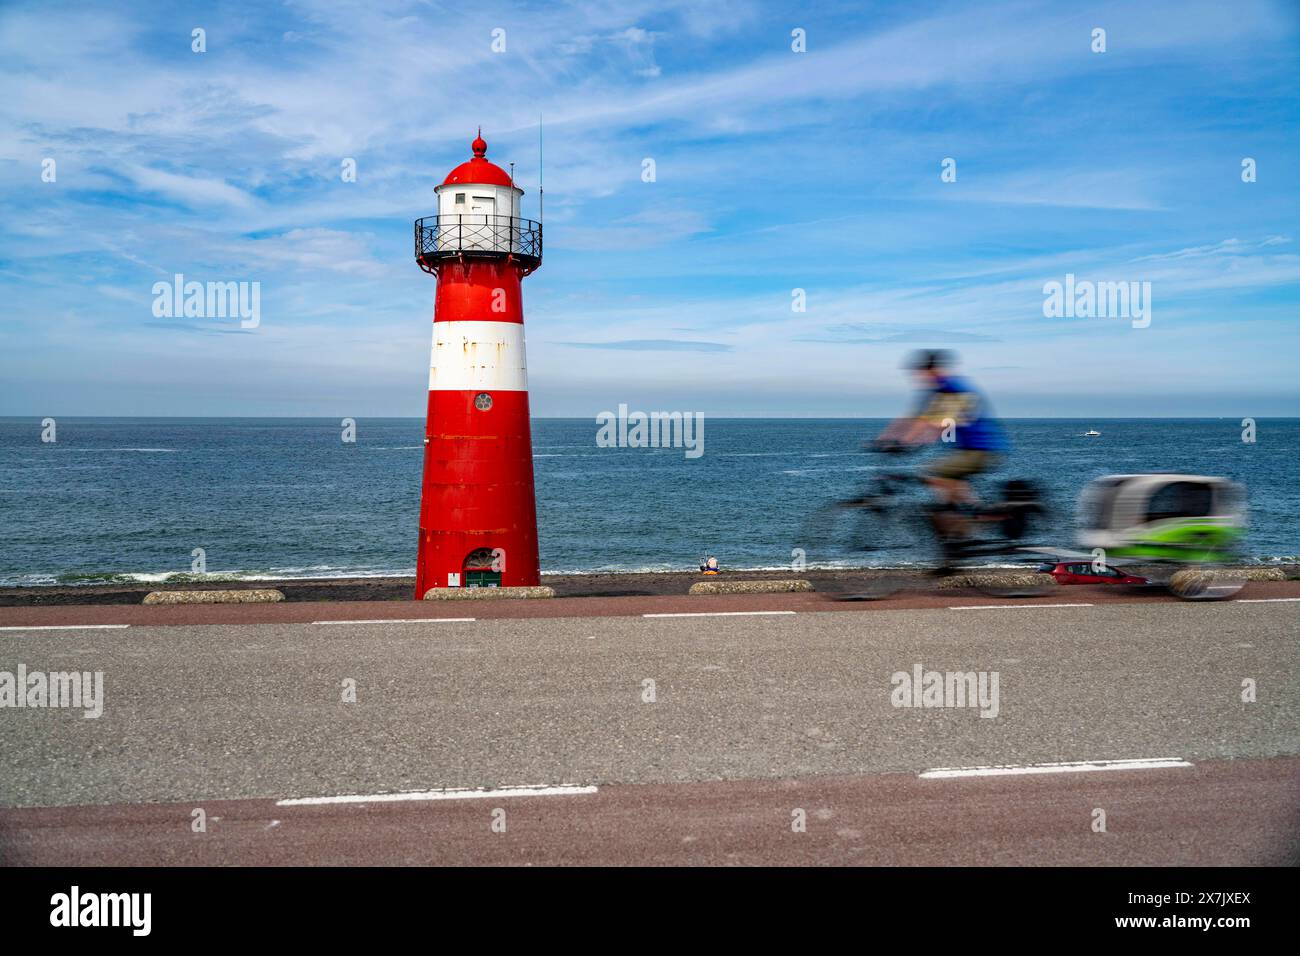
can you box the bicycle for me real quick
[795,442,1053,600]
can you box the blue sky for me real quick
[1,0,1298,417]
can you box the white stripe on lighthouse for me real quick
[429,320,528,392]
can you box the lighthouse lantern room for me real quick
[412,132,543,598]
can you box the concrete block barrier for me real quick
[934,572,1058,590]
[142,589,285,605]
[688,579,814,595]
[423,586,556,600]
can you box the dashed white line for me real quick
[947,603,1093,610]
[276,784,598,806]
[1235,597,1300,603]
[919,757,1192,779]
[310,618,475,625]
[0,624,131,631]
[642,610,797,618]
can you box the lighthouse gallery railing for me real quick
[414,214,542,273]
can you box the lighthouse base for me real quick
[415,387,540,599]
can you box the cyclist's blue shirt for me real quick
[916,375,1009,452]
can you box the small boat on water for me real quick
[1083,429,1101,437]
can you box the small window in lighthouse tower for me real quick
[454,193,466,204]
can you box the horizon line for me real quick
[2,415,1294,422]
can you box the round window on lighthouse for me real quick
[474,392,493,411]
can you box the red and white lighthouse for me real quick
[412,131,543,598]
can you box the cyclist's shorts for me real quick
[925,449,1002,480]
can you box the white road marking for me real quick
[642,611,797,618]
[0,624,131,631]
[276,784,597,806]
[947,603,1093,610]
[919,757,1192,779]
[1235,597,1300,603]
[310,618,475,625]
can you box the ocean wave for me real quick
[779,465,877,476]
[0,566,416,588]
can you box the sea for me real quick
[0,417,1295,587]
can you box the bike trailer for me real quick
[1077,474,1245,563]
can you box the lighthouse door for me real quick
[469,195,498,248]
[462,548,502,588]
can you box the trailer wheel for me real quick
[1168,567,1245,601]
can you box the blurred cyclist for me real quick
[875,350,1009,529]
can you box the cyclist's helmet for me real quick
[906,349,955,372]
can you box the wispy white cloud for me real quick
[122,165,257,209]
[1132,235,1293,262]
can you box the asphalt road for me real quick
[1,597,1296,864]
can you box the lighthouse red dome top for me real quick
[441,130,518,188]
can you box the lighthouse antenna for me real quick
[538,113,544,225]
